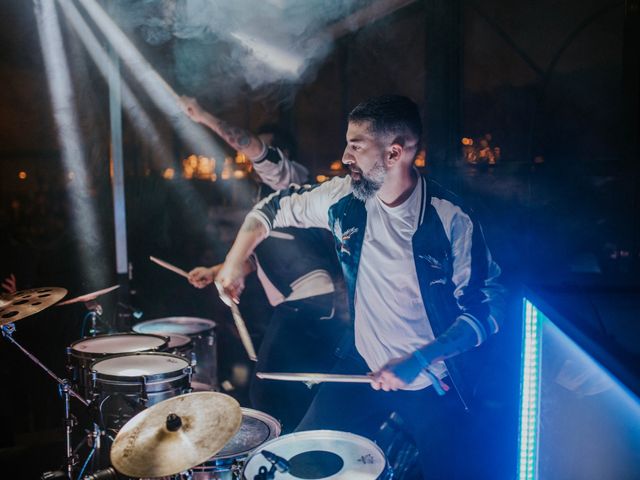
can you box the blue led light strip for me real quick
[518,299,541,480]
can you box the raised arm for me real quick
[180,96,264,159]
[179,96,308,189]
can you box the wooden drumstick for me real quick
[149,256,190,279]
[256,372,372,384]
[215,281,257,362]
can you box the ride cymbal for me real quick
[0,287,67,326]
[110,391,242,478]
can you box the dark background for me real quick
[0,0,638,477]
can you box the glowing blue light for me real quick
[518,298,541,480]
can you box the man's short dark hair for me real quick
[349,95,422,147]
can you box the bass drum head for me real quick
[242,430,388,480]
[133,317,216,336]
[70,333,168,357]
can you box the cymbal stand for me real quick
[1,322,89,480]
[83,300,105,337]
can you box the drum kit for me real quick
[0,285,393,480]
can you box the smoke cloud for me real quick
[109,0,361,105]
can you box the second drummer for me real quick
[179,96,347,432]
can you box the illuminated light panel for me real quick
[518,298,541,480]
[316,175,328,183]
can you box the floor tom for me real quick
[191,408,281,479]
[242,430,392,479]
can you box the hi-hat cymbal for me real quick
[110,392,242,478]
[0,287,67,326]
[56,284,119,306]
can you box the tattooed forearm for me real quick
[217,119,254,150]
[418,317,478,363]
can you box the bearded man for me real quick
[216,95,504,479]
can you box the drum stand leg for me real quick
[1,323,90,479]
[75,423,104,479]
[61,381,77,479]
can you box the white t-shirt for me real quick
[354,180,447,390]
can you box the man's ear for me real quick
[386,143,403,167]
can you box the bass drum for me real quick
[67,333,168,398]
[133,317,217,390]
[242,430,392,480]
[90,352,192,432]
[191,408,281,479]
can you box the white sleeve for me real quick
[251,145,309,190]
[247,176,351,233]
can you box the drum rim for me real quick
[90,352,191,382]
[241,429,387,478]
[69,333,169,358]
[133,317,217,335]
[195,407,282,465]
[164,333,193,349]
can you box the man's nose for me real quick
[342,148,354,165]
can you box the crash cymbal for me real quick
[110,392,242,478]
[56,284,119,306]
[0,287,67,326]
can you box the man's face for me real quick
[342,121,387,201]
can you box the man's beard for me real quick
[350,159,387,201]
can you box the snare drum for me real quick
[67,333,169,397]
[242,430,392,480]
[191,408,281,479]
[133,317,217,390]
[90,352,192,431]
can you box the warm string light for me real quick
[179,152,254,182]
[462,134,500,165]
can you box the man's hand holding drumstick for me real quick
[150,256,258,360]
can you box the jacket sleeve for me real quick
[252,145,310,190]
[448,208,505,346]
[247,176,350,233]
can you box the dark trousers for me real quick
[296,349,482,480]
[249,294,342,433]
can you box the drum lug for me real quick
[140,376,149,407]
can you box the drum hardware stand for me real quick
[1,322,90,480]
[84,300,106,337]
[73,387,117,480]
[255,450,290,480]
